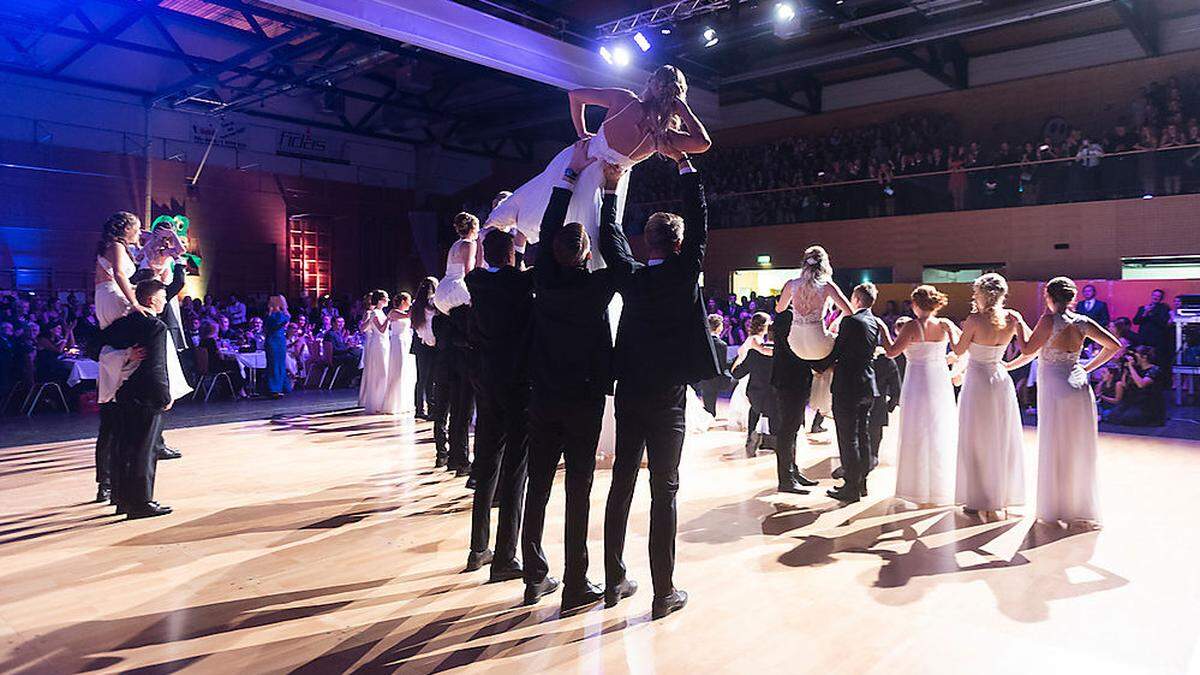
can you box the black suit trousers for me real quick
[604,383,686,598]
[773,387,809,485]
[523,393,605,586]
[113,401,163,505]
[95,402,118,486]
[832,395,873,489]
[469,380,529,564]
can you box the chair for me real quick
[21,381,69,417]
[192,344,236,402]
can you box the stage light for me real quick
[633,32,651,51]
[703,27,719,47]
[775,2,796,22]
[612,44,632,67]
[1038,143,1051,151]
[599,45,613,64]
[661,26,672,35]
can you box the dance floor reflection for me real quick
[0,409,1196,674]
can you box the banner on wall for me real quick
[277,128,348,164]
[191,117,247,150]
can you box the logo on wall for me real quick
[150,214,203,275]
[192,117,247,150]
[277,128,347,163]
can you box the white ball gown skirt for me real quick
[893,342,958,504]
[432,276,471,315]
[786,319,833,415]
[1035,356,1101,524]
[358,324,391,414]
[955,344,1025,510]
[383,322,416,416]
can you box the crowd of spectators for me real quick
[628,73,1200,229]
[0,288,380,411]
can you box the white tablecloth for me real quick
[222,350,266,377]
[66,359,99,387]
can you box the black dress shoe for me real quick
[860,483,869,498]
[435,456,448,468]
[777,480,809,495]
[465,476,477,489]
[96,484,111,503]
[125,501,172,519]
[831,466,845,480]
[464,549,493,572]
[793,472,819,487]
[523,576,560,605]
[826,486,861,503]
[488,560,524,583]
[561,580,604,612]
[651,589,688,620]
[457,464,473,479]
[156,446,182,460]
[604,578,638,608]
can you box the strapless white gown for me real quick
[433,250,472,314]
[955,343,1025,510]
[485,125,643,270]
[894,339,958,505]
[95,255,135,329]
[1036,314,1100,524]
[383,316,416,416]
[358,310,391,414]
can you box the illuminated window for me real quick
[288,216,332,297]
[1122,256,1200,280]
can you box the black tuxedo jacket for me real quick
[731,348,774,408]
[870,353,902,427]
[1077,298,1109,328]
[528,186,616,400]
[131,262,186,349]
[710,336,730,378]
[770,309,811,390]
[829,309,880,403]
[100,313,171,409]
[600,171,720,389]
[464,265,533,387]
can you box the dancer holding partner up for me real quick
[486,65,711,269]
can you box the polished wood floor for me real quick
[1,408,1197,674]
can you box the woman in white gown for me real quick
[432,213,479,314]
[774,245,853,419]
[951,274,1027,518]
[358,290,391,414]
[383,292,416,416]
[1018,277,1120,527]
[95,212,146,329]
[485,65,711,270]
[883,285,960,506]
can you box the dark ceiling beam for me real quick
[4,15,214,67]
[806,0,969,90]
[149,26,316,104]
[0,61,151,97]
[50,5,147,74]
[1113,0,1159,56]
[145,12,202,75]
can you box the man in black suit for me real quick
[461,229,532,580]
[101,279,174,519]
[601,149,721,620]
[1077,284,1110,329]
[868,352,902,471]
[521,142,615,610]
[131,262,186,460]
[697,314,730,417]
[770,308,820,493]
[825,282,881,503]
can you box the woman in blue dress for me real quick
[264,295,292,397]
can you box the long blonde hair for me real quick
[972,273,1007,329]
[798,245,832,286]
[267,294,288,315]
[641,65,687,143]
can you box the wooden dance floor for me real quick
[1,409,1197,674]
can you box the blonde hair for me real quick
[911,284,948,313]
[641,65,687,144]
[452,212,479,239]
[798,245,832,286]
[267,294,288,314]
[972,273,1008,329]
[1046,276,1077,311]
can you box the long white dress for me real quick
[894,326,958,505]
[432,243,473,314]
[1036,313,1100,524]
[785,281,834,415]
[955,343,1025,510]
[382,315,416,416]
[96,255,136,404]
[358,310,391,414]
[484,108,649,270]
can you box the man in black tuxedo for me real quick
[601,149,720,620]
[1077,284,1110,328]
[868,352,902,471]
[131,262,186,460]
[825,282,881,503]
[697,314,730,417]
[432,307,475,477]
[521,143,615,610]
[101,279,174,519]
[461,229,532,580]
[770,308,820,493]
